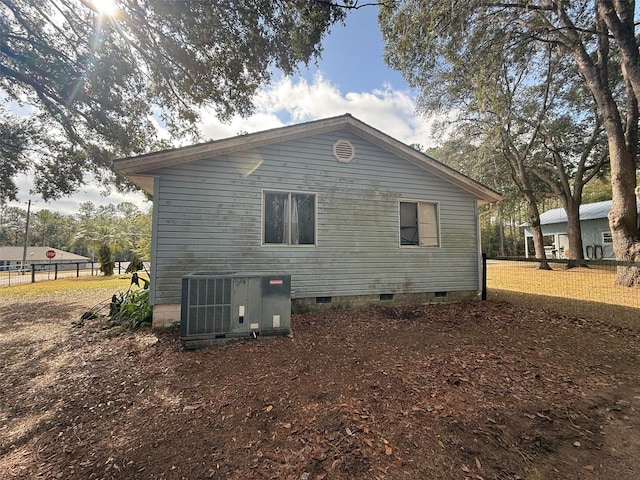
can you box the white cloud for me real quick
[9,172,151,216]
[198,111,284,141]
[11,76,438,215]
[197,75,438,148]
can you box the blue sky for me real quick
[299,6,409,94]
[11,5,436,215]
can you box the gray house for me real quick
[0,246,90,271]
[114,114,501,328]
[523,200,640,259]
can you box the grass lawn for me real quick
[4,265,636,326]
[487,261,640,328]
[0,274,148,296]
[1,275,129,293]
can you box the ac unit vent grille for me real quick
[333,140,355,163]
[186,276,232,335]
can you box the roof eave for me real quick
[114,114,502,204]
[343,121,502,204]
[114,115,353,176]
[126,175,155,196]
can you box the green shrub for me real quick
[109,272,152,329]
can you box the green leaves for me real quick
[1,0,347,201]
[381,1,618,264]
[109,280,152,329]
[0,111,31,201]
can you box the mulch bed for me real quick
[2,294,640,479]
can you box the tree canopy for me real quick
[0,0,348,201]
[380,0,640,283]
[0,200,151,265]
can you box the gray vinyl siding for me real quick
[580,219,614,258]
[150,131,480,305]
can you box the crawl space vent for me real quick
[333,139,355,163]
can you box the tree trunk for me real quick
[607,141,640,285]
[498,217,505,256]
[536,0,640,283]
[523,190,551,270]
[511,217,518,256]
[564,200,587,268]
[564,25,640,284]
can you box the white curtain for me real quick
[290,194,299,245]
[418,202,438,247]
[281,194,290,244]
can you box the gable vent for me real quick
[333,139,355,163]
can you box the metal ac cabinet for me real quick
[260,275,292,330]
[180,272,291,347]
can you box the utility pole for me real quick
[21,200,31,274]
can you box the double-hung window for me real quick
[263,191,316,245]
[400,201,440,247]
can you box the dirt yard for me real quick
[2,282,640,479]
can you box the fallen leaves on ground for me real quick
[2,293,640,479]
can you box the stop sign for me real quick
[46,249,56,259]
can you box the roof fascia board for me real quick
[344,120,502,204]
[114,116,351,176]
[114,114,501,204]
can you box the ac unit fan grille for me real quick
[186,277,231,335]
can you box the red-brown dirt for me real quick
[2,290,640,479]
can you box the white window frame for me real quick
[601,231,613,244]
[399,200,441,248]
[262,189,317,247]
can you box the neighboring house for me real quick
[114,114,501,328]
[0,246,90,271]
[522,200,640,259]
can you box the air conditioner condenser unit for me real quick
[180,272,291,348]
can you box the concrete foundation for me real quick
[152,290,479,328]
[151,303,180,328]
[291,290,479,313]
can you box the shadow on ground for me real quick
[489,289,640,330]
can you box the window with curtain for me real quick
[400,201,439,247]
[263,191,316,245]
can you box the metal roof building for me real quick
[523,200,639,259]
[538,201,613,225]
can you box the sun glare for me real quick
[92,0,118,17]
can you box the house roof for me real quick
[0,246,90,262]
[114,114,502,205]
[539,200,614,225]
[523,200,640,230]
